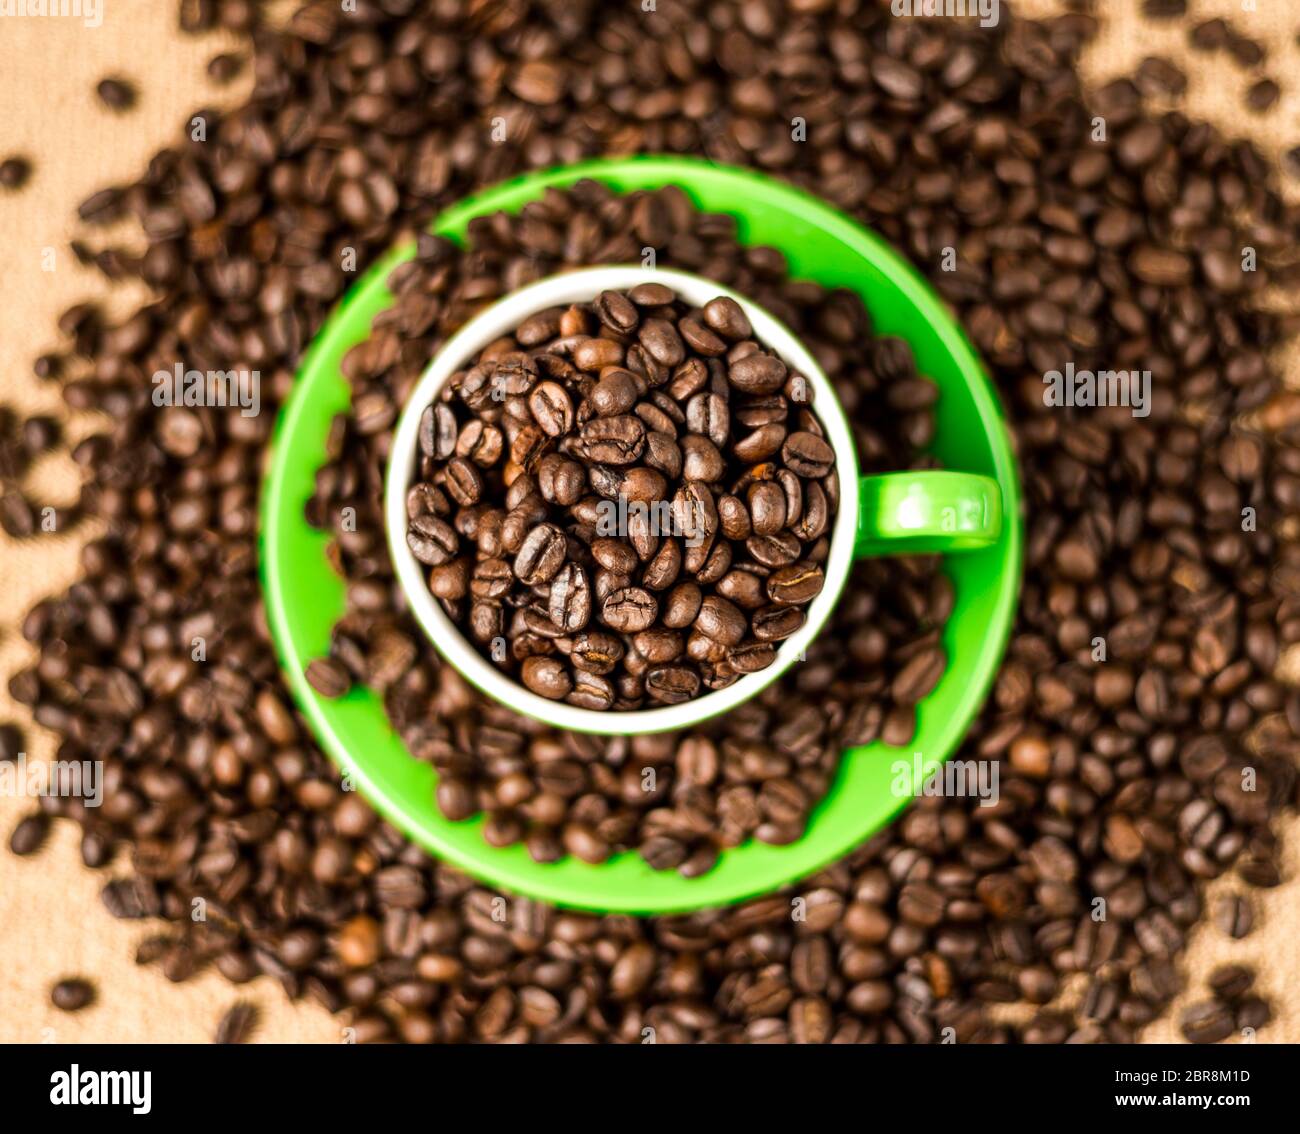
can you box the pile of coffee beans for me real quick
[308,182,943,870]
[7,0,1300,1043]
[402,283,840,710]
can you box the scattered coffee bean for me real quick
[1189,19,1229,53]
[207,52,245,84]
[0,155,32,190]
[305,657,350,699]
[50,977,96,1013]
[1245,78,1280,114]
[10,812,49,856]
[1227,33,1266,68]
[1208,964,1253,1003]
[95,77,137,111]
[1180,1000,1235,1044]
[215,1001,260,1044]
[1213,893,1253,939]
[0,722,23,762]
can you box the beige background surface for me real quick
[0,0,1296,1043]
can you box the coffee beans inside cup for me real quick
[404,286,839,711]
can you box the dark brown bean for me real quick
[51,978,96,1012]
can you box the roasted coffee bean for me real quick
[577,415,646,464]
[529,381,574,437]
[734,423,787,463]
[639,319,685,367]
[694,595,747,647]
[595,290,638,333]
[442,458,484,506]
[767,563,824,606]
[549,563,592,632]
[51,978,96,1012]
[0,155,32,190]
[730,641,778,673]
[0,722,24,763]
[747,531,802,568]
[568,669,615,710]
[22,415,60,456]
[1245,79,1280,114]
[717,494,752,540]
[1,491,36,537]
[207,52,245,84]
[681,435,724,482]
[306,658,351,699]
[590,369,638,417]
[601,587,658,633]
[1212,893,1253,939]
[215,1001,261,1044]
[537,454,584,505]
[892,648,947,704]
[643,431,683,479]
[10,813,49,856]
[686,392,729,448]
[571,631,623,675]
[662,582,703,628]
[1208,964,1253,1003]
[522,656,573,700]
[753,605,805,642]
[406,515,458,566]
[628,282,675,307]
[573,338,624,371]
[646,665,701,704]
[729,353,787,395]
[514,524,567,585]
[748,481,786,536]
[620,466,667,504]
[679,317,726,357]
[1180,1000,1235,1044]
[1235,997,1271,1032]
[783,432,835,478]
[456,420,503,467]
[95,77,136,111]
[703,297,752,340]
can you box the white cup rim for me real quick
[384,266,859,734]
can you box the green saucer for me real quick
[259,156,1023,915]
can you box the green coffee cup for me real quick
[260,155,1023,914]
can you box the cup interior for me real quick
[385,266,861,735]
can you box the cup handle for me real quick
[854,470,1003,557]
